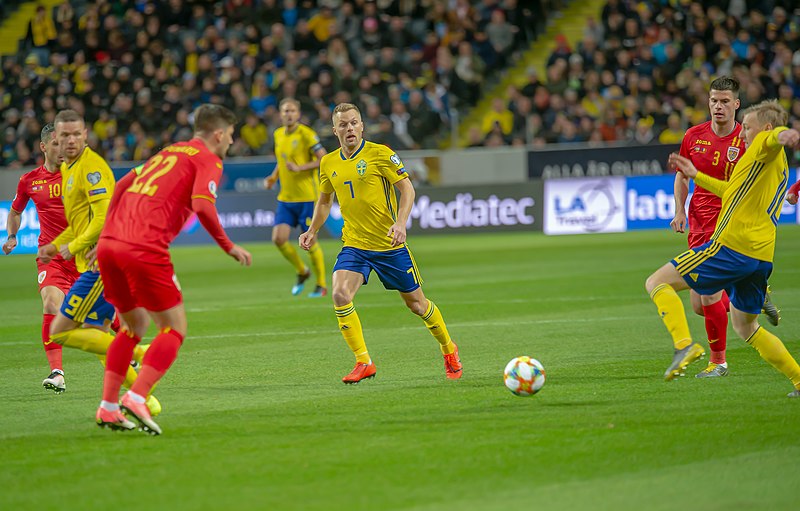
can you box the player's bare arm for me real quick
[3,208,21,254]
[671,172,689,234]
[299,191,333,251]
[227,245,252,266]
[264,171,278,189]
[388,178,415,247]
[777,129,800,149]
[37,243,58,263]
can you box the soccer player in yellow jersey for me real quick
[37,110,158,413]
[265,98,328,297]
[645,100,800,396]
[299,103,462,383]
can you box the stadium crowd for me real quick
[481,0,800,161]
[0,0,538,167]
[0,0,799,168]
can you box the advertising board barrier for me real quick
[0,200,40,254]
[529,143,680,180]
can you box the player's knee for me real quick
[691,303,704,316]
[331,288,352,306]
[644,274,661,294]
[41,297,61,315]
[405,299,427,316]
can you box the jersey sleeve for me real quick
[750,127,789,162]
[84,159,116,203]
[319,155,334,194]
[678,129,692,159]
[10,175,30,212]
[306,126,324,153]
[378,145,409,185]
[191,156,222,204]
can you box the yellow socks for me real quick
[50,327,114,355]
[650,284,692,350]
[335,302,370,363]
[277,241,307,274]
[308,243,327,288]
[422,300,455,355]
[747,327,800,388]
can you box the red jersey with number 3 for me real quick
[101,138,223,253]
[11,166,69,247]
[679,121,745,234]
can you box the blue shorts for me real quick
[333,245,423,293]
[671,241,772,314]
[60,270,116,326]
[275,201,315,229]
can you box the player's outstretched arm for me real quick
[192,197,241,260]
[299,191,333,251]
[777,129,800,149]
[3,209,21,254]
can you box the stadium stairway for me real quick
[448,0,606,148]
[0,0,62,56]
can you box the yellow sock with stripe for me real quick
[747,327,800,389]
[335,302,370,363]
[51,327,114,355]
[422,300,455,355]
[649,284,692,350]
[308,243,327,288]
[277,241,307,274]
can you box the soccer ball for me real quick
[503,356,546,396]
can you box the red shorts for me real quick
[688,230,713,249]
[98,239,182,313]
[36,256,79,293]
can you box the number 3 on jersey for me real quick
[128,155,178,197]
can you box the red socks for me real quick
[131,329,185,398]
[703,299,728,364]
[42,314,62,371]
[102,329,142,403]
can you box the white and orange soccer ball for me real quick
[503,356,546,396]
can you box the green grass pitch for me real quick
[2,228,800,510]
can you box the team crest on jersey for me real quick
[356,159,367,176]
[208,181,218,198]
[38,271,46,284]
[727,146,740,162]
[66,175,74,191]
[86,172,101,185]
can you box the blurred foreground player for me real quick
[96,104,252,434]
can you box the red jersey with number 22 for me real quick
[101,139,222,253]
[679,121,745,234]
[11,166,69,247]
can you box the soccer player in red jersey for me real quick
[95,104,252,434]
[670,77,747,379]
[3,123,79,392]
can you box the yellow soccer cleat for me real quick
[664,342,705,381]
[146,394,162,417]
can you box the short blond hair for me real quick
[332,103,361,123]
[742,99,788,128]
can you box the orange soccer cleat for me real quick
[96,407,136,431]
[342,361,377,384]
[120,392,162,435]
[443,342,462,380]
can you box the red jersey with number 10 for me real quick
[679,120,745,234]
[101,138,223,253]
[11,165,68,247]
